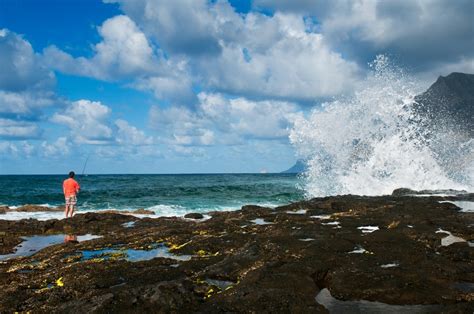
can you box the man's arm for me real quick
[76,181,80,193]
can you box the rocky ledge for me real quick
[0,192,473,312]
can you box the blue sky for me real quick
[0,0,472,174]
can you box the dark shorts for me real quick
[65,195,77,206]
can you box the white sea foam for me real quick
[290,55,473,197]
[0,201,282,221]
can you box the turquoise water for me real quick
[0,174,303,217]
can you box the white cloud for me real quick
[42,15,195,105]
[254,0,474,75]
[40,137,71,157]
[0,140,35,157]
[108,1,361,101]
[0,29,57,140]
[0,90,56,117]
[51,99,154,147]
[115,119,153,145]
[0,118,41,139]
[0,28,54,92]
[197,12,360,100]
[51,99,113,144]
[132,65,196,106]
[43,15,157,80]
[149,92,302,148]
[105,0,221,56]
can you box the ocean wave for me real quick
[0,201,286,221]
[290,55,473,197]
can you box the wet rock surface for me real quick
[184,213,204,219]
[1,193,473,312]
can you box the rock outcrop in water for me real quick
[0,193,473,312]
[414,72,474,137]
[281,159,307,174]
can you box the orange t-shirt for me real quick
[63,178,80,197]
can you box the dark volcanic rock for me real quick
[392,187,468,196]
[184,213,204,219]
[414,72,474,137]
[0,194,473,312]
[133,208,154,215]
[99,208,155,215]
[14,204,63,212]
[0,206,7,214]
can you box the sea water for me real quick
[0,173,303,219]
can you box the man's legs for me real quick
[69,204,76,217]
[67,196,77,217]
[64,198,70,218]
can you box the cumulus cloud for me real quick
[43,15,156,80]
[51,99,113,144]
[40,137,71,157]
[104,0,221,56]
[0,140,35,157]
[149,92,302,149]
[0,29,57,139]
[107,0,361,102]
[254,0,474,76]
[43,15,195,105]
[51,99,153,146]
[115,119,153,145]
[0,118,42,140]
[0,29,54,92]
[196,12,360,101]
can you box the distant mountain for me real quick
[281,160,307,174]
[414,72,474,136]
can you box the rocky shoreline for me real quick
[1,191,473,312]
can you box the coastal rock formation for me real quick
[14,205,63,212]
[0,193,473,312]
[414,72,474,137]
[184,213,204,219]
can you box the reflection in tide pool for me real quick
[0,234,101,261]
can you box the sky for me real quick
[0,0,473,174]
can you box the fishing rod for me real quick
[79,154,90,181]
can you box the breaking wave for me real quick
[290,55,473,197]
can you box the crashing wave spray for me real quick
[290,55,473,197]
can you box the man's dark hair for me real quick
[69,171,75,178]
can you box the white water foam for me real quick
[290,55,473,197]
[0,201,282,221]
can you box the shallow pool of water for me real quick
[436,229,467,246]
[80,244,192,262]
[440,201,474,212]
[122,221,136,228]
[358,226,379,233]
[205,279,235,290]
[250,218,273,225]
[0,234,101,261]
[286,209,307,215]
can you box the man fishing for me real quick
[63,171,80,218]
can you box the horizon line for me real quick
[0,172,299,176]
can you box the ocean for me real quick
[0,174,304,220]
